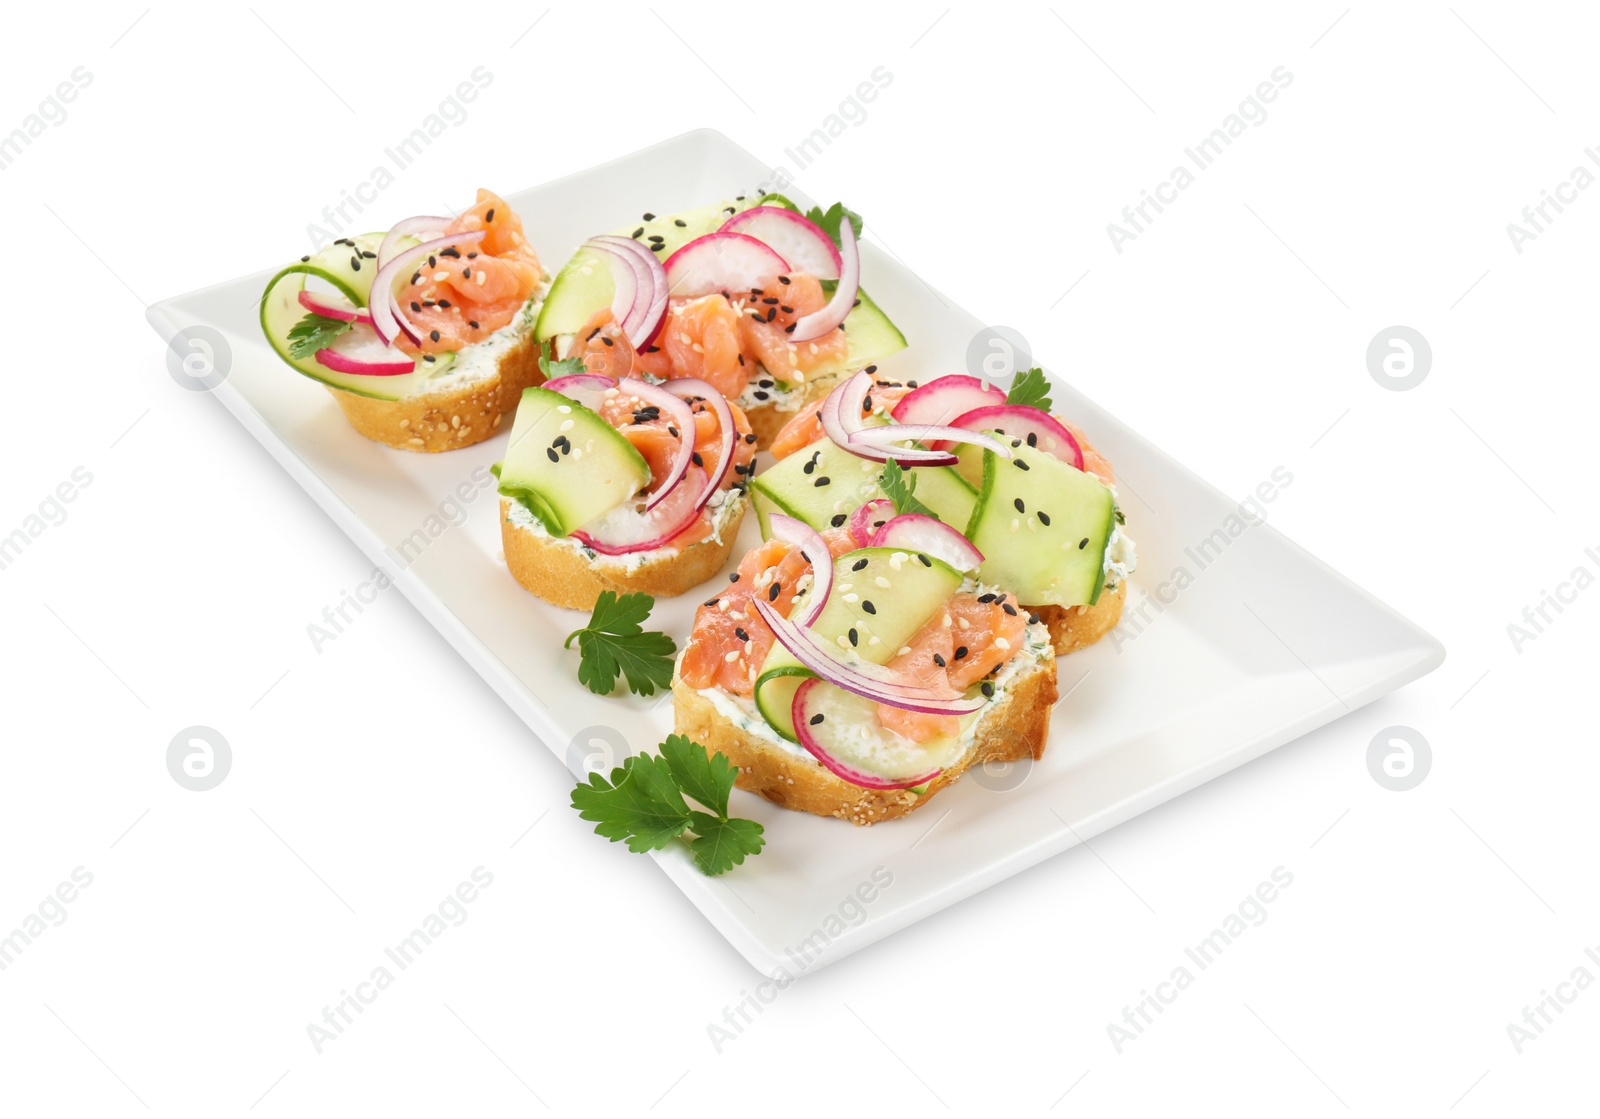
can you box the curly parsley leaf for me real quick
[285,312,355,360]
[1004,367,1053,413]
[878,460,939,521]
[538,339,588,380]
[804,201,864,248]
[570,754,690,853]
[687,812,766,875]
[569,739,766,875]
[660,734,736,818]
[564,591,677,696]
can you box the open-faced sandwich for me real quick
[494,373,755,610]
[260,189,547,452]
[674,510,1059,824]
[751,370,1137,655]
[532,196,906,448]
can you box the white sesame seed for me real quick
[994,637,1010,650]
[868,635,880,645]
[1010,518,1020,533]
[559,419,574,432]
[557,405,571,414]
[874,576,891,588]
[724,650,740,663]
[843,593,858,602]
[957,617,970,630]
[897,646,911,656]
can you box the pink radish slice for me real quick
[588,243,639,338]
[663,232,789,299]
[891,375,1006,427]
[572,466,707,555]
[766,513,834,627]
[790,216,859,343]
[298,288,373,325]
[615,378,696,511]
[719,207,841,280]
[937,405,1084,469]
[664,378,738,508]
[543,373,617,412]
[867,514,984,572]
[792,678,943,791]
[369,229,487,347]
[848,498,896,547]
[752,596,985,716]
[315,323,416,376]
[592,235,670,348]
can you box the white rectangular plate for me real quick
[146,129,1442,976]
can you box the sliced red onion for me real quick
[664,378,737,508]
[790,216,859,342]
[543,373,617,412]
[588,243,639,337]
[766,513,834,628]
[792,678,942,791]
[572,466,706,555]
[298,288,373,325]
[375,215,453,345]
[867,514,984,572]
[848,498,896,547]
[315,323,416,376]
[850,423,1012,463]
[818,371,961,466]
[368,229,486,347]
[663,231,789,299]
[592,235,670,348]
[937,404,1084,470]
[616,377,696,511]
[752,597,985,716]
[890,374,1006,426]
[719,206,841,280]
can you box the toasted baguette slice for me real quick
[499,495,747,611]
[330,325,546,453]
[1029,581,1127,656]
[673,638,1059,825]
[739,372,843,450]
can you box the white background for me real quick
[2,2,1595,1114]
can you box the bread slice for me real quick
[329,326,545,453]
[499,495,747,611]
[672,634,1059,825]
[1029,581,1127,656]
[739,372,841,450]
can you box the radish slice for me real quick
[766,513,834,628]
[820,372,956,465]
[848,498,896,546]
[867,514,984,572]
[891,375,1006,426]
[298,288,373,325]
[664,378,738,508]
[790,216,858,343]
[315,323,416,376]
[589,243,639,338]
[572,466,707,555]
[543,373,617,413]
[719,207,841,280]
[615,378,696,511]
[663,232,789,299]
[938,404,1084,470]
[752,596,985,716]
[792,678,944,790]
[369,229,486,347]
[592,235,669,348]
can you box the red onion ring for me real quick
[663,378,738,509]
[592,235,669,349]
[369,229,486,347]
[616,377,696,511]
[790,216,859,342]
[765,513,834,628]
[588,243,640,338]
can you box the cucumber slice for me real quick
[496,387,650,536]
[794,679,971,786]
[259,232,425,401]
[754,546,961,741]
[748,436,976,538]
[965,446,1116,607]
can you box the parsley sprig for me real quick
[565,591,676,697]
[878,460,939,521]
[538,340,587,380]
[285,312,355,359]
[1005,367,1054,413]
[805,201,864,247]
[570,735,765,875]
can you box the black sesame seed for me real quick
[803,459,816,475]
[954,646,969,660]
[735,627,749,642]
[978,593,997,604]
[981,682,995,698]
[438,299,451,309]
[814,476,830,487]
[600,336,614,347]
[1014,458,1030,471]
[783,324,796,334]
[864,365,877,374]
[753,390,769,401]
[762,297,779,305]
[768,582,781,601]
[780,306,793,314]
[1028,613,1040,625]
[744,433,758,445]
[470,321,480,330]
[932,653,946,667]
[809,713,825,725]
[632,227,644,238]
[831,514,848,527]
[642,212,655,221]
[1014,498,1026,514]
[907,380,918,388]
[674,219,687,227]
[1003,603,1018,616]
[668,426,678,438]
[546,448,559,462]
[467,252,478,259]
[422,354,435,363]
[1079,538,1090,549]
[692,452,704,467]
[862,601,876,615]
[704,598,719,607]
[430,330,441,343]
[863,395,873,411]
[586,327,601,342]
[300,255,311,263]
[778,275,791,285]
[766,307,777,323]
[350,255,361,271]
[1039,512,1051,526]
[1026,432,1038,447]
[485,208,495,223]
[440,247,461,259]
[429,256,437,268]
[848,628,859,647]
[917,554,932,567]
[410,301,421,313]
[729,573,741,582]
[852,558,869,571]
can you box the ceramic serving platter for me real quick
[145,129,1443,976]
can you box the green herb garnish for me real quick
[804,201,864,248]
[539,339,588,380]
[564,591,676,697]
[285,312,355,359]
[570,735,765,875]
[878,460,939,521]
[1004,367,1053,413]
